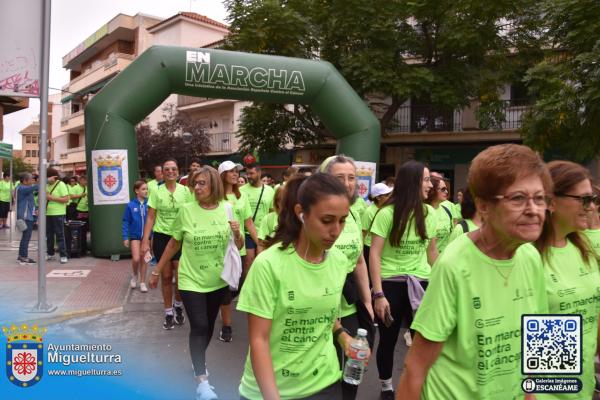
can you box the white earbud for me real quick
[299,213,304,224]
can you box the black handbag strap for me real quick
[76,186,86,205]
[252,185,266,221]
[46,181,59,206]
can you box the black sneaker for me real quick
[595,376,600,393]
[174,306,185,325]
[163,314,175,330]
[380,390,395,400]
[219,326,232,342]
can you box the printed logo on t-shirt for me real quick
[288,291,295,301]
[512,288,534,302]
[473,297,481,309]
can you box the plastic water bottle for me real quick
[343,328,369,385]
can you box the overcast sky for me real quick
[4,0,227,149]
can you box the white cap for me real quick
[371,182,392,198]
[218,160,243,175]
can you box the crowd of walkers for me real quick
[12,143,599,399]
[117,144,600,400]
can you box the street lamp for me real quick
[182,131,193,174]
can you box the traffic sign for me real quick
[0,142,13,159]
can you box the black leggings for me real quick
[179,287,228,376]
[376,280,428,380]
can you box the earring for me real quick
[299,213,304,224]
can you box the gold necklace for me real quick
[476,230,515,287]
[491,264,514,287]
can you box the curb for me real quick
[1,306,124,328]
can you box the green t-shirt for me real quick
[583,229,600,257]
[538,241,600,400]
[75,185,88,212]
[148,183,192,235]
[334,210,363,318]
[448,219,479,244]
[412,236,549,400]
[237,244,347,399]
[240,183,274,228]
[47,180,69,216]
[361,203,379,247]
[258,211,278,241]
[147,179,160,197]
[68,184,82,204]
[226,192,252,256]
[171,201,230,293]
[433,204,454,253]
[350,197,367,227]
[441,199,460,220]
[370,204,437,279]
[0,180,12,202]
[454,202,462,219]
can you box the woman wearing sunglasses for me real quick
[534,161,600,400]
[584,185,600,254]
[425,177,454,254]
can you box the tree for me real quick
[224,0,543,153]
[135,104,210,174]
[2,157,34,180]
[521,0,600,162]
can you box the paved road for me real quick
[47,285,409,399]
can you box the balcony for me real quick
[60,110,84,133]
[63,53,135,96]
[208,132,234,153]
[388,100,532,134]
[59,146,86,165]
[178,95,212,108]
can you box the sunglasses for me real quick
[556,193,598,208]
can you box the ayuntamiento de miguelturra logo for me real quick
[3,323,46,388]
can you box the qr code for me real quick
[522,315,582,374]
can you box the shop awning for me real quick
[61,76,114,103]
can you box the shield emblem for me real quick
[97,165,123,196]
[6,342,43,387]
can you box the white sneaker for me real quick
[196,380,218,400]
[60,257,68,264]
[130,276,137,289]
[46,255,56,261]
[140,282,148,292]
[404,330,413,347]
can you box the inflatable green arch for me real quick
[85,45,380,257]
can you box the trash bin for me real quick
[64,220,86,258]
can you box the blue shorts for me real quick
[245,233,257,250]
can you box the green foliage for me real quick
[224,0,544,153]
[135,104,211,174]
[2,157,34,180]
[522,0,600,162]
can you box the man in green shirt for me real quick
[70,175,89,254]
[147,165,163,198]
[67,176,82,220]
[239,164,274,276]
[46,168,70,263]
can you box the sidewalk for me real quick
[0,211,134,326]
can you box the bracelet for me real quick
[372,291,385,300]
[151,271,160,277]
[333,327,349,342]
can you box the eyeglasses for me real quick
[194,180,208,187]
[493,193,549,210]
[438,187,448,193]
[556,193,597,208]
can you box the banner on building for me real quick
[355,161,377,203]
[0,0,42,97]
[92,149,129,205]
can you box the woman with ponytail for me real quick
[237,174,368,400]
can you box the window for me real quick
[32,136,38,144]
[32,150,38,158]
[26,150,31,157]
[26,136,32,143]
